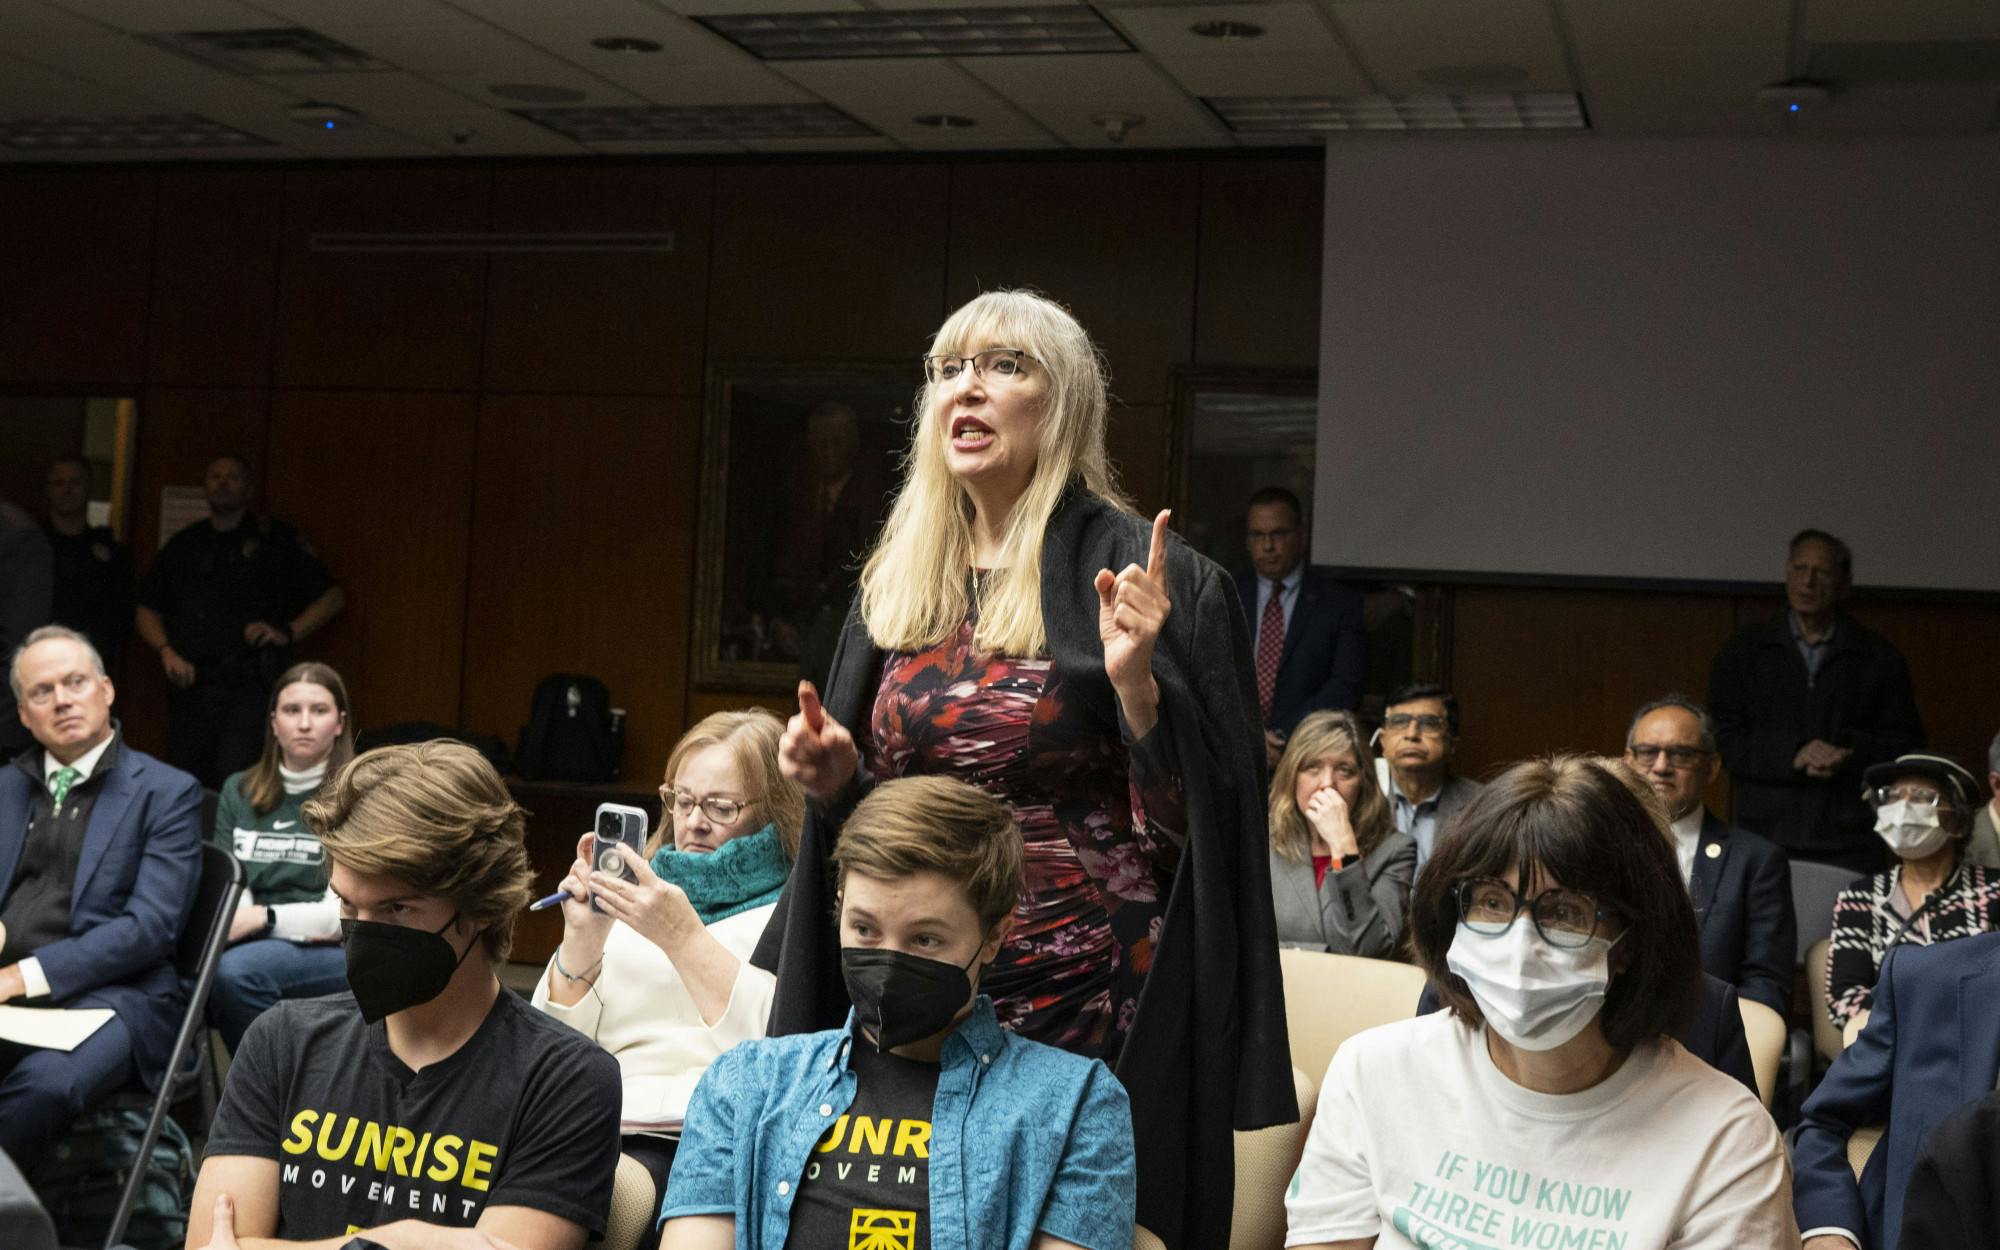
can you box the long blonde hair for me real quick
[1268,711,1394,864]
[859,289,1133,656]
[646,709,804,858]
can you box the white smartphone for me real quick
[590,802,650,914]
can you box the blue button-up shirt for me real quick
[1392,785,1444,868]
[661,997,1137,1250]
[1789,612,1837,684]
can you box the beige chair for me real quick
[1806,938,1844,1061]
[1134,1227,1168,1250]
[1278,947,1429,1086]
[1230,1066,1317,1250]
[596,1152,658,1250]
[1737,998,1786,1108]
[1849,1125,1884,1179]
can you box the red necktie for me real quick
[1255,583,1284,720]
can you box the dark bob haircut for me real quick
[1410,754,1702,1049]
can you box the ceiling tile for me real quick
[962,52,1231,145]
[738,133,900,150]
[1328,0,1571,92]
[1805,81,2000,132]
[1576,42,1789,133]
[269,68,588,152]
[48,0,279,30]
[775,57,1057,146]
[1157,52,1368,97]
[1803,0,2000,43]
[1558,0,1790,48]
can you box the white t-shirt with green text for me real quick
[1286,1012,1796,1250]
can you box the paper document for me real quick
[0,1005,114,1051]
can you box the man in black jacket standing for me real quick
[1708,529,1924,876]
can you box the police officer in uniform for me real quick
[135,455,346,788]
[41,456,135,678]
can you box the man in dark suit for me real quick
[1624,696,1796,1017]
[1708,529,1924,877]
[1236,486,1366,768]
[0,624,200,1158]
[1379,681,1483,870]
[1794,930,2000,1250]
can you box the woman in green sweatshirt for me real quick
[206,661,354,1049]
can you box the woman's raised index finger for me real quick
[1146,509,1172,580]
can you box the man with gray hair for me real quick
[1968,728,2000,869]
[0,624,200,1158]
[1624,694,1796,1017]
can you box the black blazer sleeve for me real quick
[1736,838,1799,1018]
[1707,627,1802,785]
[1700,976,1759,1100]
[1299,578,1367,721]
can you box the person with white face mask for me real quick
[1824,753,1997,1041]
[1287,756,1795,1250]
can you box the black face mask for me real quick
[340,912,478,1024]
[841,945,984,1052]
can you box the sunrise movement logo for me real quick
[848,1207,916,1250]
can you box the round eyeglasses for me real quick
[1453,877,1613,949]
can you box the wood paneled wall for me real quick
[0,155,1325,784]
[5,153,1994,806]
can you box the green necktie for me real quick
[50,766,79,816]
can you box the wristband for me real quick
[553,947,602,983]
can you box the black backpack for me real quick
[29,1107,194,1250]
[515,674,622,783]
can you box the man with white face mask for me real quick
[1288,756,1794,1250]
[1824,753,1998,1039]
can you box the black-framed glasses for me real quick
[922,347,1038,385]
[1383,712,1449,737]
[1453,877,1613,949]
[659,787,748,824]
[1626,744,1711,770]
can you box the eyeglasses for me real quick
[22,672,96,709]
[659,787,749,825]
[1454,877,1613,949]
[1870,785,1947,811]
[922,347,1037,386]
[1626,744,1711,770]
[1383,712,1449,737]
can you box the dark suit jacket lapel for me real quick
[0,768,33,900]
[1690,812,1729,930]
[1959,948,2000,1102]
[72,750,136,908]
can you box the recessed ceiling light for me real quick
[913,113,977,128]
[489,83,589,103]
[591,36,663,53]
[698,7,1130,61]
[1188,20,1263,41]
[1206,92,1587,133]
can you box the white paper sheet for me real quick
[0,1005,114,1051]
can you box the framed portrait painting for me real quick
[692,361,917,693]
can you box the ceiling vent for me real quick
[1207,92,1588,133]
[136,27,385,76]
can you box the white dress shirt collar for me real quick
[1668,808,1704,885]
[44,732,115,789]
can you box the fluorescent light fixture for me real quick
[137,27,384,75]
[0,113,275,151]
[1206,92,1586,133]
[696,7,1130,60]
[513,103,876,141]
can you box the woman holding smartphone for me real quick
[532,709,802,1250]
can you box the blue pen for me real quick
[528,889,574,912]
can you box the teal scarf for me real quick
[650,823,791,926]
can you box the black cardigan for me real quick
[752,487,1297,1249]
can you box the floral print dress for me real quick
[863,605,1187,1062]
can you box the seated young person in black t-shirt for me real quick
[185,742,622,1250]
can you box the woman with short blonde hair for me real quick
[762,288,1293,1249]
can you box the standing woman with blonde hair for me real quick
[1268,710,1417,958]
[761,288,1293,1249]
